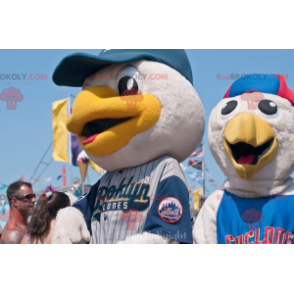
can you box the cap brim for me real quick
[53,52,161,87]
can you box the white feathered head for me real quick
[53,50,205,171]
[209,74,294,186]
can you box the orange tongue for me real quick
[238,155,255,165]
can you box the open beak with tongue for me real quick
[66,85,161,158]
[223,113,278,180]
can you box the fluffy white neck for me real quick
[223,176,293,198]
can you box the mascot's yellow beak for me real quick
[67,85,161,157]
[224,113,278,180]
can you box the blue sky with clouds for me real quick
[1,49,294,196]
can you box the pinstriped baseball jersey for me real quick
[73,156,193,244]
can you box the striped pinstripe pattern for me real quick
[90,156,186,244]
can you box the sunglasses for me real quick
[14,194,37,201]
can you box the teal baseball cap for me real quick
[53,49,193,87]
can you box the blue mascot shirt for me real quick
[73,156,193,244]
[217,190,294,244]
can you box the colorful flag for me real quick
[192,188,202,211]
[63,165,66,187]
[52,98,70,163]
[188,171,203,183]
[188,159,203,171]
[190,142,204,157]
[71,134,89,183]
[89,160,106,175]
[0,184,7,190]
[71,133,85,166]
[71,134,105,180]
[77,160,88,183]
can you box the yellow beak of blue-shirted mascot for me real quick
[193,74,294,244]
[52,49,205,244]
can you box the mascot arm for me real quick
[126,158,193,244]
[193,190,224,244]
[52,180,100,244]
[52,207,90,244]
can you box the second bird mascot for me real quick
[194,74,294,244]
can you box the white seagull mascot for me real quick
[52,49,205,244]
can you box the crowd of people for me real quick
[0,181,70,244]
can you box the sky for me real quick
[1,49,294,197]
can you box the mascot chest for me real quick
[217,191,294,244]
[86,155,192,244]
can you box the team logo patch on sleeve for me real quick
[158,197,183,223]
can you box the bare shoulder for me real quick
[1,229,24,244]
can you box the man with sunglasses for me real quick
[0,181,36,244]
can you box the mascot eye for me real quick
[118,76,139,96]
[258,100,278,116]
[117,66,142,96]
[221,100,238,115]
